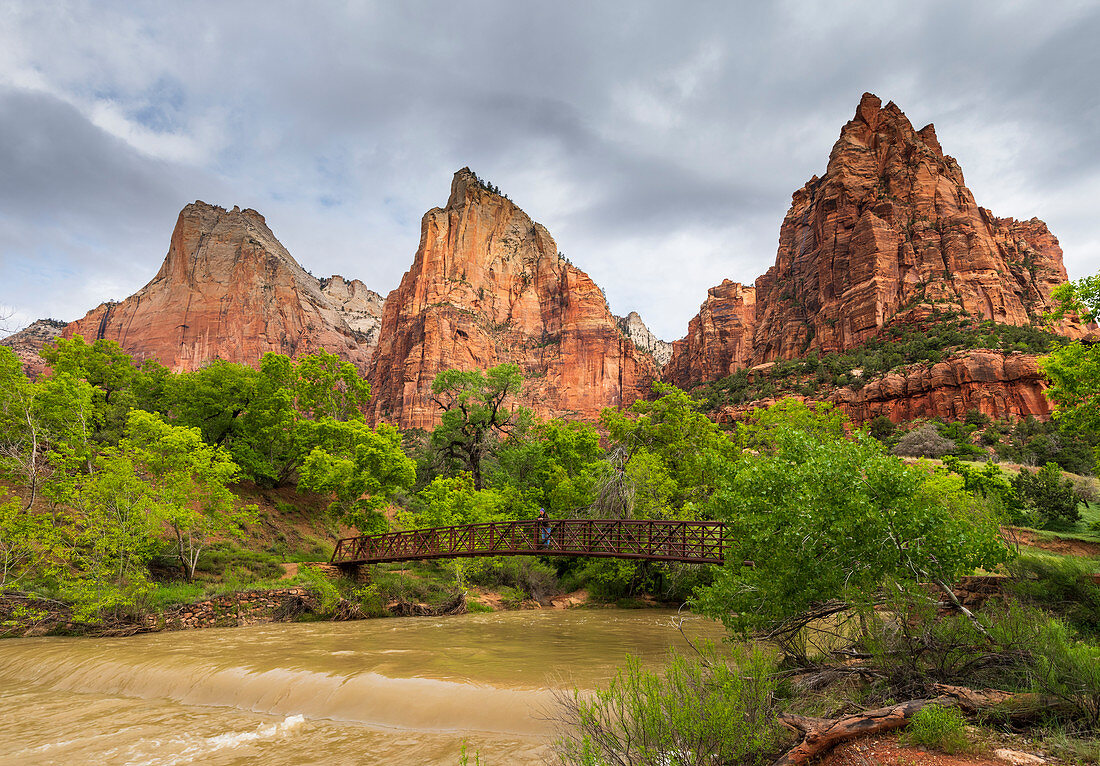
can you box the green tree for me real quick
[294,347,371,421]
[0,492,56,590]
[169,360,258,447]
[430,363,525,490]
[297,418,415,532]
[602,383,739,508]
[694,405,1009,633]
[1042,271,1100,472]
[62,448,161,620]
[0,348,99,506]
[1012,462,1084,529]
[230,352,300,486]
[41,336,143,444]
[122,410,250,580]
[494,418,604,514]
[403,472,521,529]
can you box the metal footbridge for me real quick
[330,519,731,567]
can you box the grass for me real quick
[903,704,973,754]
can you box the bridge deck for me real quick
[331,519,731,566]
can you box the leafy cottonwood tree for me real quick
[1043,270,1100,472]
[430,363,525,490]
[694,401,1009,634]
[294,347,371,421]
[297,418,415,533]
[0,492,56,590]
[597,384,736,519]
[122,410,250,580]
[0,348,99,506]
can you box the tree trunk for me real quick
[774,699,936,766]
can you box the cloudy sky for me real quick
[1,1,1097,341]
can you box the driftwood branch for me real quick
[772,685,1071,766]
[774,698,938,766]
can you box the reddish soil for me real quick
[818,733,1042,766]
[1011,528,1100,558]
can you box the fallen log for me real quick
[774,698,940,766]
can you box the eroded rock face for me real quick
[64,202,373,371]
[712,352,1050,426]
[0,319,66,379]
[663,280,756,389]
[616,311,672,367]
[666,93,1079,391]
[321,275,384,350]
[367,169,657,428]
[828,351,1050,423]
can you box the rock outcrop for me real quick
[0,319,66,379]
[367,169,657,429]
[829,351,1050,423]
[712,351,1051,426]
[663,280,756,387]
[616,312,672,367]
[64,202,374,372]
[321,275,384,349]
[665,93,1078,391]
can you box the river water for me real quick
[0,608,725,765]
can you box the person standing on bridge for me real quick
[538,508,552,549]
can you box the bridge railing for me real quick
[331,519,731,566]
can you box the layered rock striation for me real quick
[665,93,1077,393]
[64,202,376,371]
[367,169,657,428]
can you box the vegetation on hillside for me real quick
[691,310,1059,412]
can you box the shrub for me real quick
[1013,462,1084,529]
[893,424,955,458]
[1024,612,1100,731]
[1008,553,1100,637]
[904,704,971,754]
[551,647,785,766]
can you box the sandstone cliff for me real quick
[663,280,756,387]
[367,169,657,428]
[666,93,1077,392]
[712,351,1050,426]
[64,202,374,372]
[616,312,672,367]
[0,319,66,379]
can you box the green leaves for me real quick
[430,363,525,490]
[297,418,415,533]
[694,404,1010,633]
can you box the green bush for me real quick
[1024,611,1100,731]
[1008,553,1100,637]
[1014,462,1084,529]
[551,647,785,766]
[904,704,971,754]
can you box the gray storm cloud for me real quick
[1,1,1097,340]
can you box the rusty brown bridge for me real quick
[330,519,732,569]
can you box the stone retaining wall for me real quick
[159,587,318,630]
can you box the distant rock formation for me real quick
[616,311,672,367]
[0,319,66,379]
[64,202,375,371]
[663,280,756,387]
[828,351,1050,423]
[665,93,1082,414]
[321,275,384,349]
[367,169,657,428]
